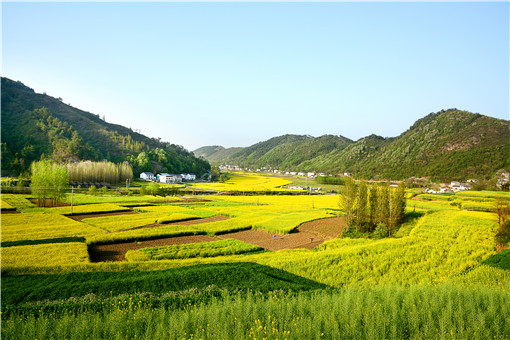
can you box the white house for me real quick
[318,172,327,177]
[140,172,155,181]
[307,172,315,178]
[158,173,172,183]
[297,172,306,177]
[466,179,478,183]
[290,172,297,176]
[159,173,183,184]
[181,173,196,181]
[343,172,352,177]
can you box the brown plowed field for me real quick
[218,216,345,251]
[87,215,345,261]
[89,235,217,262]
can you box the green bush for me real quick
[373,222,389,239]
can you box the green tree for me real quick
[368,185,379,231]
[339,177,356,231]
[355,181,368,232]
[378,183,390,227]
[30,160,69,207]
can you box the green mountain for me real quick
[193,145,244,163]
[1,77,210,176]
[197,109,509,181]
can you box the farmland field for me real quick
[2,178,509,339]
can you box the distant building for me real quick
[307,172,315,177]
[297,172,306,176]
[181,173,196,181]
[159,173,183,184]
[466,179,478,183]
[343,172,352,177]
[140,172,155,181]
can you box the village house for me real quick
[343,172,352,177]
[318,172,327,177]
[307,172,315,178]
[140,172,155,181]
[297,172,306,176]
[159,173,182,184]
[180,173,196,181]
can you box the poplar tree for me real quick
[369,185,379,232]
[378,183,390,227]
[340,177,356,231]
[356,181,368,232]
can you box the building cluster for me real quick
[219,165,351,178]
[139,172,196,184]
[425,180,476,194]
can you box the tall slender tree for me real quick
[368,185,379,232]
[340,177,356,231]
[356,181,368,232]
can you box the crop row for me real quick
[1,242,89,269]
[1,213,103,242]
[0,200,16,210]
[2,285,509,339]
[125,239,263,261]
[46,203,131,215]
[1,194,37,210]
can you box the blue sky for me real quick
[2,2,508,151]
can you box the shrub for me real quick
[373,222,389,239]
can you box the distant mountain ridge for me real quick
[1,77,210,176]
[195,109,509,181]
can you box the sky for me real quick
[2,1,509,151]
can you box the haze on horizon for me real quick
[2,2,508,151]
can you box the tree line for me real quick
[30,160,134,207]
[340,178,406,237]
[66,161,133,185]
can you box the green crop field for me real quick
[2,183,509,339]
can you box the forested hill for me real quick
[193,145,244,163]
[196,109,509,181]
[1,77,210,176]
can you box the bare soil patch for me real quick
[1,210,20,214]
[163,215,229,226]
[88,216,345,261]
[28,198,70,207]
[218,216,345,252]
[88,235,217,262]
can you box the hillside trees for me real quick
[30,160,69,207]
[340,180,406,237]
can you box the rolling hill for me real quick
[1,77,210,176]
[196,109,509,181]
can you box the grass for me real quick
[125,239,263,261]
[480,249,510,270]
[1,263,327,306]
[2,285,508,339]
